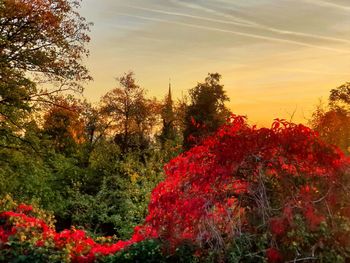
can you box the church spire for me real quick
[160,78,176,144]
[168,78,172,102]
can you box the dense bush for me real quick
[137,115,350,262]
[69,146,165,238]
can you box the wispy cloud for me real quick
[304,0,350,11]
[116,13,350,53]
[122,5,255,28]
[168,0,256,26]
[164,1,350,44]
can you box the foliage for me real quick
[0,196,59,262]
[2,116,350,262]
[0,0,91,91]
[99,239,198,263]
[310,104,350,154]
[0,89,167,241]
[42,96,86,154]
[0,144,65,213]
[69,146,165,239]
[138,115,350,262]
[0,199,153,262]
[329,82,350,109]
[0,0,91,144]
[310,83,350,153]
[98,239,165,263]
[100,72,160,154]
[157,86,184,162]
[183,73,230,149]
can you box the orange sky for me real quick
[79,0,350,127]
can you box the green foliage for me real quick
[183,73,230,149]
[0,197,66,263]
[98,239,199,263]
[69,148,164,238]
[98,239,165,263]
[0,149,54,209]
[227,233,268,263]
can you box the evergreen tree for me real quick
[183,73,230,149]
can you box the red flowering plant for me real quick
[0,196,59,261]
[0,196,156,262]
[137,115,350,261]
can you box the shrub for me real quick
[137,115,350,262]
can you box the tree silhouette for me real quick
[183,73,230,149]
[100,72,159,153]
[310,83,350,153]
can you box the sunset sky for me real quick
[80,0,350,126]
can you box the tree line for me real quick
[1,0,350,240]
[0,0,231,238]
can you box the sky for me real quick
[79,0,350,127]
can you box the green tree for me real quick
[0,1,92,220]
[67,139,165,238]
[183,73,230,149]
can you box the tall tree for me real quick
[100,72,159,153]
[310,82,350,153]
[42,96,85,154]
[0,0,91,147]
[183,73,230,149]
[329,82,350,109]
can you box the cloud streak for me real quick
[168,0,256,26]
[165,1,350,44]
[122,5,256,28]
[116,13,350,53]
[304,0,350,11]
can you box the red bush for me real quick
[138,115,350,259]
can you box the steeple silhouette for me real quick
[168,78,172,103]
[164,78,173,113]
[160,78,176,144]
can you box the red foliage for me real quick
[0,206,154,262]
[16,204,33,213]
[139,115,349,250]
[266,248,283,263]
[270,217,287,236]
